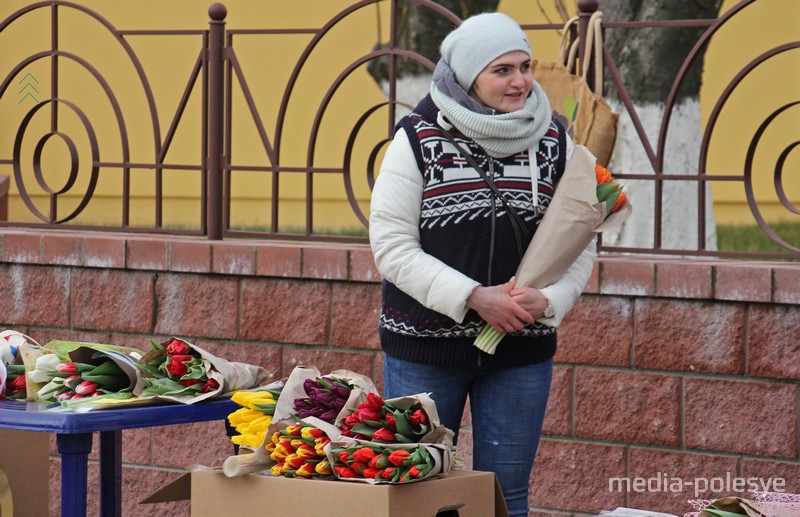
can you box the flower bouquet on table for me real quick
[474,145,633,355]
[222,365,377,477]
[134,337,271,403]
[0,330,42,400]
[27,340,143,408]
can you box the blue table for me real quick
[0,398,236,517]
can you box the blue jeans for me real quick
[383,356,553,517]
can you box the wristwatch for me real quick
[543,300,555,318]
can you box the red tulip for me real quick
[387,449,410,467]
[371,427,396,443]
[352,447,376,463]
[56,362,77,374]
[75,380,99,395]
[353,407,382,423]
[364,393,385,412]
[362,468,382,479]
[63,375,82,390]
[199,378,219,393]
[334,466,358,479]
[165,355,194,377]
[409,409,428,426]
[9,374,26,389]
[166,339,191,356]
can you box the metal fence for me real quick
[0,0,797,260]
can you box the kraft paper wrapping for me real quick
[515,144,632,290]
[134,337,272,404]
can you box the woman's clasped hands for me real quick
[466,277,548,334]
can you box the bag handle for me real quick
[581,11,605,95]
[557,12,605,95]
[558,16,580,72]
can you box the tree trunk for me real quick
[367,0,499,83]
[597,0,723,252]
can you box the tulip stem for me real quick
[473,323,504,355]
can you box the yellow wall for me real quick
[1,0,795,231]
[1,1,394,231]
[700,0,799,225]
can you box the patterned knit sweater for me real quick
[379,94,567,368]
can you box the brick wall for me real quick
[0,230,797,516]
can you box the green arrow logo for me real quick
[18,72,40,104]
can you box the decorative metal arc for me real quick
[13,98,99,223]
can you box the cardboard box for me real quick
[0,429,50,517]
[144,467,509,517]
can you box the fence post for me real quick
[577,0,598,92]
[207,3,226,240]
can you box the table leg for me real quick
[56,432,93,517]
[99,430,122,517]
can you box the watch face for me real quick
[545,306,554,317]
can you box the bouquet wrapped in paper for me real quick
[337,392,451,446]
[134,337,271,403]
[474,145,633,354]
[27,340,143,407]
[325,391,454,484]
[328,440,452,484]
[0,330,42,400]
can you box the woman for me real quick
[369,12,596,516]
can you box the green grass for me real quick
[716,221,800,255]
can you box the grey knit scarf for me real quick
[430,58,552,158]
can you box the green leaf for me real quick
[179,362,207,381]
[60,391,135,409]
[596,182,620,202]
[391,410,415,437]
[394,432,414,443]
[80,374,130,391]
[86,360,125,377]
[349,422,379,437]
[141,377,200,397]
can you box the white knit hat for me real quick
[440,12,531,92]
